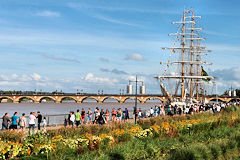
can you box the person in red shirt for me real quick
[81,108,85,124]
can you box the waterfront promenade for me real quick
[1,102,238,131]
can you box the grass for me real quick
[3,105,240,160]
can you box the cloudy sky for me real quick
[0,0,239,94]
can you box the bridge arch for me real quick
[81,96,98,103]
[209,98,224,103]
[123,97,142,103]
[228,98,240,103]
[37,96,56,103]
[143,97,164,103]
[17,96,35,103]
[0,96,14,103]
[60,96,78,103]
[102,97,120,103]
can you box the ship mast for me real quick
[155,9,215,102]
[190,11,194,98]
[196,36,200,100]
[181,9,186,99]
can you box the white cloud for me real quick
[36,10,60,17]
[41,54,81,64]
[170,72,177,76]
[124,53,145,61]
[67,3,179,15]
[11,74,18,79]
[232,81,240,88]
[85,73,94,80]
[19,75,32,81]
[208,67,240,93]
[208,44,240,52]
[202,30,237,38]
[0,28,167,52]
[36,82,63,89]
[125,75,136,81]
[0,81,22,86]
[85,73,118,84]
[94,15,142,27]
[31,73,42,81]
[1,67,239,94]
[0,75,9,81]
[215,81,227,88]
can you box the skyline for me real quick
[0,0,240,94]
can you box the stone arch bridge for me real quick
[0,94,238,104]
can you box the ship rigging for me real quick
[154,9,215,104]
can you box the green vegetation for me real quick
[0,106,239,160]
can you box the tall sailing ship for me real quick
[154,9,215,105]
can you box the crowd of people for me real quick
[63,102,238,127]
[147,103,232,117]
[1,111,47,133]
[65,107,130,127]
[1,102,239,130]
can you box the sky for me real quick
[0,0,239,94]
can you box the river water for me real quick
[0,101,161,116]
[0,100,161,127]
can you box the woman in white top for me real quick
[29,112,36,133]
[70,112,75,127]
[42,117,47,132]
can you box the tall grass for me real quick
[5,105,240,160]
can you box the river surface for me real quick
[0,100,162,128]
[0,101,161,116]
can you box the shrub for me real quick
[209,144,222,159]
[169,147,196,160]
[223,105,239,112]
[118,133,132,143]
[0,130,25,142]
[1,105,240,160]
[49,143,76,160]
[138,118,151,129]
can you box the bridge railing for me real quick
[0,93,165,96]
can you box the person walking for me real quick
[29,112,36,134]
[70,112,75,127]
[125,108,129,121]
[81,108,85,124]
[36,111,42,130]
[42,117,47,132]
[154,106,158,117]
[162,106,165,116]
[11,112,18,130]
[150,107,154,117]
[75,109,81,127]
[122,110,126,122]
[138,109,142,119]
[19,113,27,130]
[105,109,110,124]
[94,108,100,124]
[111,108,117,122]
[98,109,106,125]
[68,112,71,126]
[87,108,92,124]
[2,113,10,130]
[116,108,122,123]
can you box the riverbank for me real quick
[0,105,239,160]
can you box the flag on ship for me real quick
[201,66,210,82]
